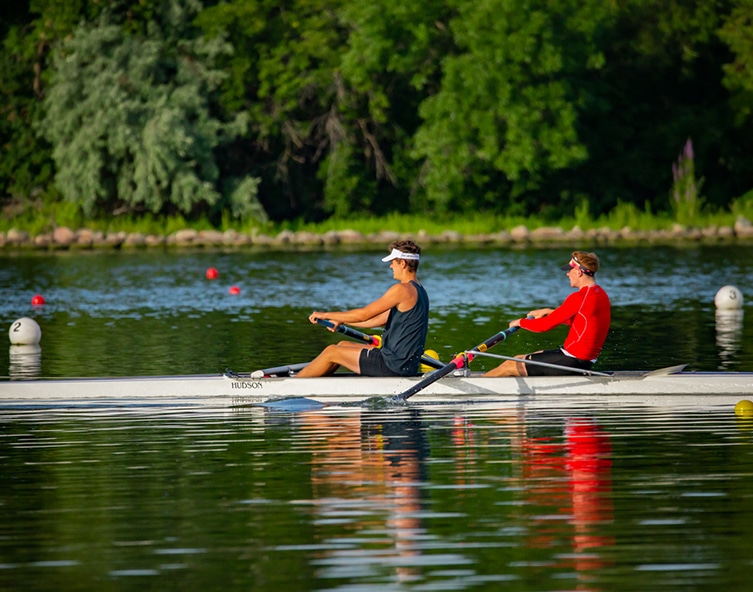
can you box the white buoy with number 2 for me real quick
[8,317,42,345]
[714,285,744,310]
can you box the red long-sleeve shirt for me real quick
[520,284,611,362]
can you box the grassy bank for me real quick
[3,196,753,238]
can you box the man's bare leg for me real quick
[296,341,368,377]
[482,355,529,377]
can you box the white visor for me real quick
[381,248,420,262]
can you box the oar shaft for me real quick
[474,326,520,355]
[314,318,444,369]
[393,326,520,402]
[315,318,379,345]
[392,354,466,401]
[470,351,611,377]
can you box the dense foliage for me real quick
[1,0,753,226]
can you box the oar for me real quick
[469,351,612,377]
[392,325,521,402]
[315,318,382,346]
[247,318,443,380]
[314,318,444,370]
[246,320,393,379]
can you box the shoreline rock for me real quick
[1,219,752,252]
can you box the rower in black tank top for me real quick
[296,240,429,378]
[380,280,430,375]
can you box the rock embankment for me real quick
[2,218,753,250]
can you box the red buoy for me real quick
[31,294,46,306]
[205,267,219,280]
[229,286,241,295]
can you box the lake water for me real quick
[2,244,753,590]
[1,244,752,376]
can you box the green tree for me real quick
[6,0,750,226]
[198,0,347,220]
[0,0,103,209]
[40,0,266,222]
[0,24,53,207]
[333,0,452,216]
[720,0,753,119]
[198,0,450,220]
[718,0,753,201]
[411,0,611,215]
[566,0,738,217]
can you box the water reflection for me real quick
[267,407,617,589]
[2,405,752,591]
[8,344,42,379]
[514,417,614,581]
[564,419,614,573]
[715,309,744,368]
[441,409,615,589]
[2,246,753,376]
[295,409,427,584]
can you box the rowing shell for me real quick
[2,365,753,409]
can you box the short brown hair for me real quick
[572,251,599,274]
[390,240,421,272]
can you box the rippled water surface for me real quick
[2,245,753,590]
[2,404,753,591]
[1,244,752,376]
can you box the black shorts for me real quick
[524,349,593,377]
[359,348,403,377]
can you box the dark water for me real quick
[2,405,753,591]
[2,245,753,591]
[1,244,752,377]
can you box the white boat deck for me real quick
[2,367,753,409]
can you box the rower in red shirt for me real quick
[484,251,611,377]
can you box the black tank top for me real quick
[381,280,430,375]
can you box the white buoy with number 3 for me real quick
[8,317,42,345]
[714,285,744,310]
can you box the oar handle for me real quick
[315,318,380,346]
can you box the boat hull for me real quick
[2,369,753,409]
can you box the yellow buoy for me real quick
[420,349,440,373]
[734,400,753,417]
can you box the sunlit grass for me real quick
[2,197,753,237]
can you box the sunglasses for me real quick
[567,256,595,276]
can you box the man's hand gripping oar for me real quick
[314,318,443,370]
[391,324,521,402]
